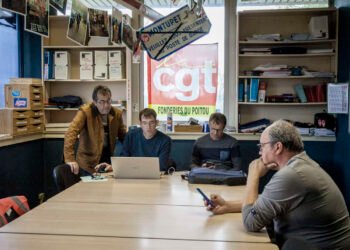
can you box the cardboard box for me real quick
[108,50,122,64]
[109,64,122,79]
[94,50,108,65]
[80,51,93,66]
[54,65,69,79]
[5,84,43,109]
[94,65,108,79]
[54,51,70,66]
[174,125,203,132]
[10,78,42,85]
[80,65,93,80]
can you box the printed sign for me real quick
[14,98,27,108]
[140,5,211,61]
[148,44,218,121]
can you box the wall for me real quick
[0,140,44,208]
[334,1,350,207]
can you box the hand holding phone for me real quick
[196,188,214,207]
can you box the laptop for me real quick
[111,157,161,179]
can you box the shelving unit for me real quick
[236,8,338,131]
[42,16,132,131]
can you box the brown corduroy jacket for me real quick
[64,103,126,173]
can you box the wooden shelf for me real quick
[239,39,336,45]
[44,79,127,82]
[238,75,334,79]
[239,53,335,57]
[43,45,125,49]
[238,102,327,106]
[235,8,337,131]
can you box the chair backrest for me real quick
[0,196,30,227]
[53,164,80,192]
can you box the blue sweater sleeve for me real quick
[158,136,171,171]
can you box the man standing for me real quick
[120,108,172,172]
[205,120,350,249]
[62,85,126,178]
[191,113,241,170]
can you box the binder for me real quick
[249,78,259,102]
[294,84,307,103]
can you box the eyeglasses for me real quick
[257,141,275,150]
[97,99,111,105]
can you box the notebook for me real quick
[111,157,160,179]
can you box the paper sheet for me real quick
[327,83,349,114]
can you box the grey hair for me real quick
[267,120,304,153]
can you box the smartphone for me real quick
[196,188,214,207]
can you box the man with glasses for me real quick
[204,120,350,249]
[120,108,172,171]
[191,112,241,170]
[62,85,126,177]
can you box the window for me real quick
[0,10,19,108]
[143,1,225,122]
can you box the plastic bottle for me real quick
[166,112,173,132]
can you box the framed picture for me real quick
[25,0,49,37]
[111,7,122,44]
[67,0,88,46]
[88,8,109,37]
[1,0,25,15]
[49,0,67,14]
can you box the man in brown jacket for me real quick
[55,85,126,190]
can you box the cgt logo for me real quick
[153,60,217,102]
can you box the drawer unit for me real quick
[0,108,45,136]
[5,84,43,109]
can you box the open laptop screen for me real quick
[111,157,160,179]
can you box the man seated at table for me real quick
[115,108,172,172]
[204,120,350,249]
[191,112,242,170]
[55,85,126,190]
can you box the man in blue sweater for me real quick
[121,108,172,171]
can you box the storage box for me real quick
[94,65,108,79]
[94,50,108,65]
[5,84,43,109]
[80,65,93,80]
[109,64,122,79]
[80,51,93,65]
[54,51,70,66]
[174,125,203,132]
[54,65,69,79]
[108,50,122,64]
[9,78,42,85]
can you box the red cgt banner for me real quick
[147,44,218,121]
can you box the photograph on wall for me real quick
[49,0,67,14]
[1,0,26,15]
[111,7,122,44]
[121,14,138,53]
[88,8,109,37]
[67,0,88,46]
[25,0,49,37]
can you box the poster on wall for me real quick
[111,7,122,44]
[148,44,218,121]
[88,8,109,37]
[49,0,67,14]
[1,0,25,15]
[25,0,49,37]
[67,0,88,46]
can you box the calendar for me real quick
[327,83,349,114]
